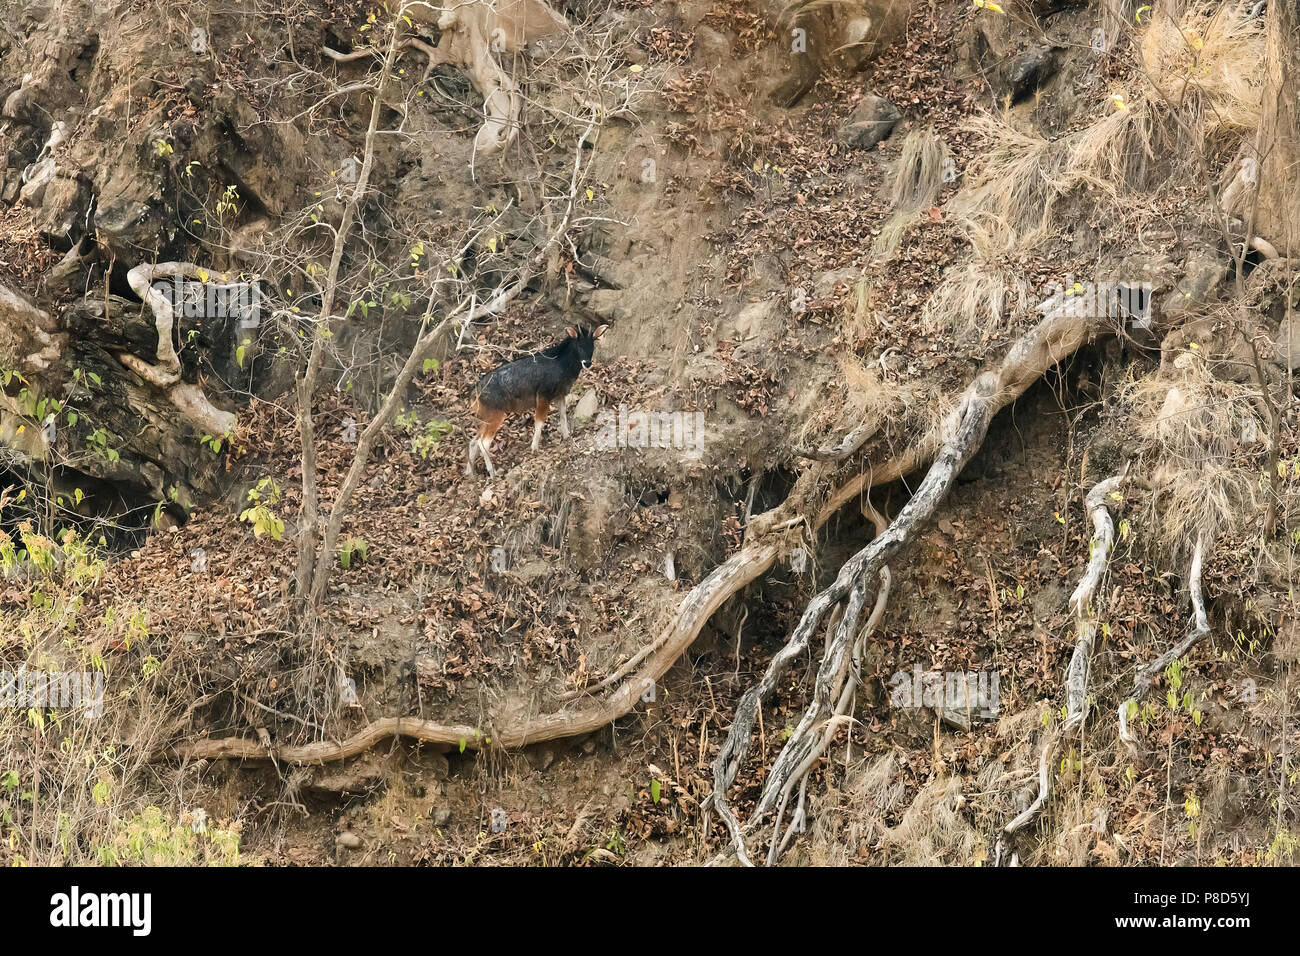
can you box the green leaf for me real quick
[650,779,661,804]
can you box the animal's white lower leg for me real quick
[560,400,570,439]
[531,420,543,451]
[481,441,496,477]
[465,437,479,476]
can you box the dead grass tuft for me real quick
[805,751,906,864]
[1124,353,1267,549]
[877,773,979,865]
[1139,1,1266,153]
[951,114,1062,250]
[921,226,1033,344]
[873,128,951,258]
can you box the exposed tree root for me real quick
[1064,474,1127,731]
[818,295,1108,523]
[702,296,1107,864]
[710,372,1000,865]
[1117,533,1209,758]
[996,472,1124,865]
[119,263,236,435]
[156,306,1105,774]
[765,567,891,864]
[795,419,882,461]
[159,538,786,763]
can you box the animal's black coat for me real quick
[474,328,599,415]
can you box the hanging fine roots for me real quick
[705,288,1109,865]
[763,567,892,865]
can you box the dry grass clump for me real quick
[921,224,1033,344]
[805,751,906,865]
[1063,101,1166,196]
[950,114,1063,250]
[876,773,979,865]
[795,334,944,458]
[842,356,929,426]
[1068,1,1264,194]
[949,3,1264,247]
[1070,1,1264,191]
[1123,353,1267,549]
[1138,1,1266,154]
[1006,705,1123,867]
[873,128,951,258]
[1026,773,1117,866]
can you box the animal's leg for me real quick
[478,411,505,478]
[532,399,550,451]
[559,397,571,439]
[465,436,479,476]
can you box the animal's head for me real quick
[566,324,608,368]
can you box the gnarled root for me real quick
[996,472,1124,865]
[327,1,568,155]
[764,567,891,864]
[707,295,1108,864]
[795,418,882,461]
[158,538,786,764]
[711,373,1001,865]
[429,0,565,154]
[118,263,236,435]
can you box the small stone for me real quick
[574,388,599,422]
[836,94,902,150]
[336,831,362,849]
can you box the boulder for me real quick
[836,94,902,149]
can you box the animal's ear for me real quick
[593,324,609,339]
[567,326,578,338]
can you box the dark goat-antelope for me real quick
[465,324,608,477]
